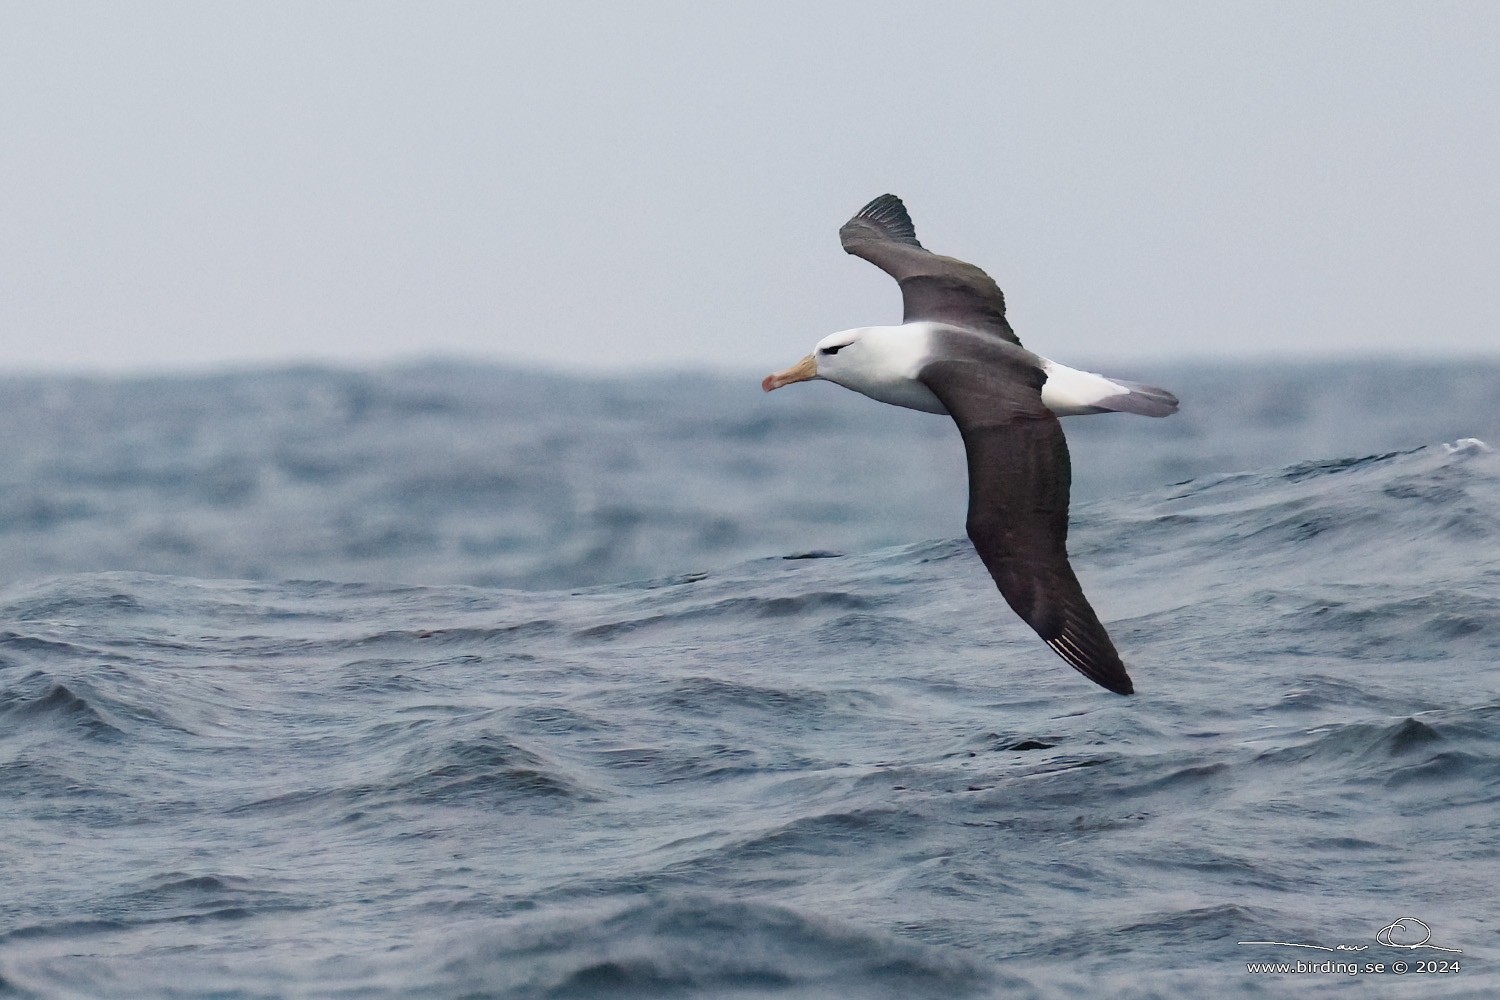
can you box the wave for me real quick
[431,895,998,999]
[2,441,1498,998]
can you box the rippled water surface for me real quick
[2,362,1498,998]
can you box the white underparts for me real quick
[815,325,1153,418]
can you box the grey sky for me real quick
[2,2,1496,373]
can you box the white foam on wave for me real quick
[1443,438,1492,454]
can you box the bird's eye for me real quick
[822,344,846,356]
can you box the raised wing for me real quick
[839,194,1021,346]
[918,337,1133,695]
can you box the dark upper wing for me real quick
[839,194,1021,346]
[918,339,1133,695]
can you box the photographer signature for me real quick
[1239,917,1461,954]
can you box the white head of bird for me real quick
[762,324,948,415]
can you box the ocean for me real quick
[2,359,1497,998]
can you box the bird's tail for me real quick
[1040,361,1179,418]
[1092,376,1179,417]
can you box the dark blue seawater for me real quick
[2,361,1498,998]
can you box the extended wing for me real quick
[839,194,1021,346]
[918,336,1133,695]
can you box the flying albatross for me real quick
[762,194,1178,695]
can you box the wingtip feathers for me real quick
[847,193,923,249]
[1045,636,1135,696]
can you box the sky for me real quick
[1,2,1497,374]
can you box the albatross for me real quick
[762,194,1178,695]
